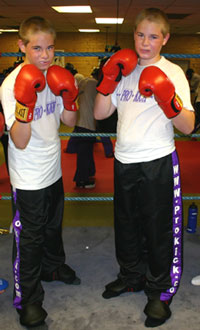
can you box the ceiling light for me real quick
[79,29,100,33]
[52,6,92,13]
[95,18,124,24]
[0,29,18,32]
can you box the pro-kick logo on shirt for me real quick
[117,89,149,103]
[33,101,56,121]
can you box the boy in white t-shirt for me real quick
[1,16,80,327]
[94,7,194,327]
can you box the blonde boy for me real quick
[94,7,194,327]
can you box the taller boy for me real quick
[94,8,194,327]
[1,17,80,327]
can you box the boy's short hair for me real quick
[134,8,170,37]
[19,16,56,45]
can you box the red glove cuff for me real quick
[171,93,183,115]
[158,93,183,119]
[0,112,5,137]
[96,75,119,96]
[15,101,34,123]
[63,101,77,112]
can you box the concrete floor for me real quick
[0,226,200,330]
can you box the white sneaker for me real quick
[191,275,200,285]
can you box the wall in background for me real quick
[0,32,200,77]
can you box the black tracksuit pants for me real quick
[114,150,183,301]
[12,178,65,309]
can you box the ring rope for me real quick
[2,132,199,137]
[1,52,200,58]
[4,131,198,138]
[59,132,200,138]
[0,195,200,201]
[59,132,117,137]
[1,51,200,201]
[1,134,199,201]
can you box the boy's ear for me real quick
[18,39,26,53]
[163,33,170,46]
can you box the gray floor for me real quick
[0,226,200,330]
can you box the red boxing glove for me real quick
[139,66,183,119]
[47,65,78,111]
[96,49,138,96]
[14,64,46,123]
[0,112,5,138]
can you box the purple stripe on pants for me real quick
[13,190,23,309]
[160,150,183,301]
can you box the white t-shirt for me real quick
[1,64,64,190]
[111,56,193,163]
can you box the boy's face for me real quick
[18,32,55,72]
[134,19,169,66]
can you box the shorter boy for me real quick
[1,16,80,327]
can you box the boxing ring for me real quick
[0,53,200,201]
[1,53,200,330]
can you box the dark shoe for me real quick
[102,278,145,299]
[76,179,95,189]
[17,303,47,327]
[41,264,81,285]
[144,299,171,327]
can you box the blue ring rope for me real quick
[59,132,200,138]
[1,132,199,201]
[1,51,199,202]
[1,52,200,58]
[0,196,200,201]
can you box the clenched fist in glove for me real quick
[97,48,138,96]
[14,64,46,123]
[139,66,183,119]
[47,65,78,111]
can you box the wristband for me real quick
[171,93,183,114]
[15,101,33,122]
